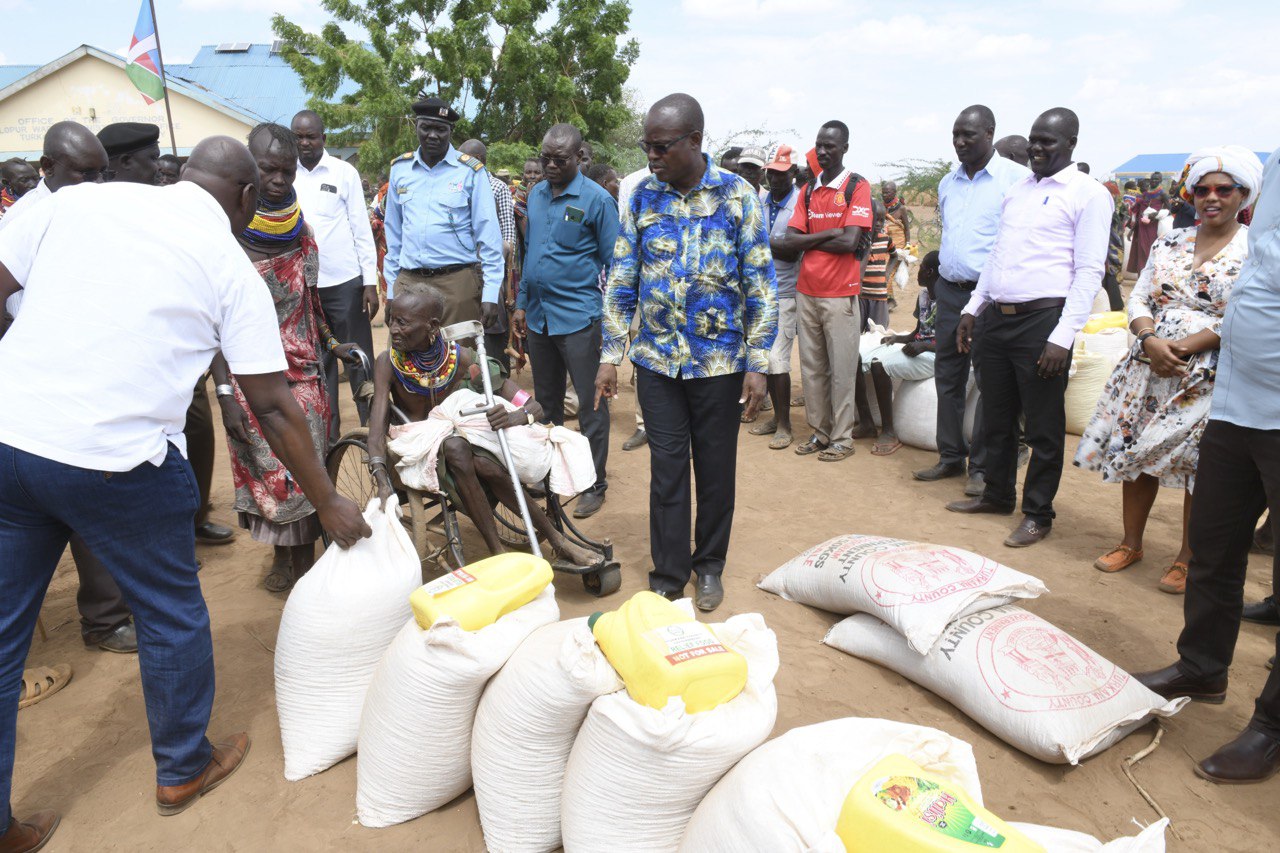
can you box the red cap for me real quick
[765,145,795,171]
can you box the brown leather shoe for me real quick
[1004,517,1050,548]
[1133,662,1227,704]
[945,497,1014,515]
[0,811,59,853]
[156,732,251,816]
[1194,728,1280,784]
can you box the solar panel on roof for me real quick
[215,42,251,53]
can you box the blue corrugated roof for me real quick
[0,66,38,88]
[1114,152,1273,176]
[169,44,359,125]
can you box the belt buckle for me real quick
[1000,303,1017,316]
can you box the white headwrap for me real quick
[1183,145,1265,209]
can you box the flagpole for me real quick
[148,0,179,155]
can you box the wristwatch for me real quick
[215,384,235,399]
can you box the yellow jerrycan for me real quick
[588,590,747,714]
[410,552,552,632]
[836,754,1044,851]
[1082,311,1128,334]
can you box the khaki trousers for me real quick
[797,292,861,446]
[396,265,482,330]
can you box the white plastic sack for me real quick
[760,534,1047,654]
[1081,327,1131,366]
[678,717,983,853]
[1067,348,1114,435]
[388,388,595,497]
[560,613,780,853]
[472,618,623,853]
[274,499,421,781]
[1013,820,1169,852]
[355,587,559,828]
[824,606,1188,764]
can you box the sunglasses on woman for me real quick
[1192,183,1243,199]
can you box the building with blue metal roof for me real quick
[1114,152,1272,182]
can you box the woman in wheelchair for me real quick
[365,281,599,566]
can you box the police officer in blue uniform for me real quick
[383,97,504,328]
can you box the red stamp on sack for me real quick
[976,610,1127,712]
[861,544,994,608]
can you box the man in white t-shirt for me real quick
[0,137,369,850]
[291,110,379,435]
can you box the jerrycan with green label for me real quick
[588,590,747,714]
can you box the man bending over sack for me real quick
[855,251,940,457]
[365,281,599,566]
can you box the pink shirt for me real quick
[963,163,1113,349]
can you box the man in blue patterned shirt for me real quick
[595,93,777,612]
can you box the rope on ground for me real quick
[1120,721,1182,841]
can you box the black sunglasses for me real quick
[638,130,694,156]
[1192,183,1243,199]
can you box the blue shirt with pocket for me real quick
[937,154,1031,283]
[382,145,503,302]
[518,171,619,336]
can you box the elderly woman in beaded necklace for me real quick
[210,123,356,592]
[365,281,599,566]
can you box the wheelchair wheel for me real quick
[325,428,376,507]
[494,501,533,547]
[582,564,622,598]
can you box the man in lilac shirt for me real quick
[947,108,1112,547]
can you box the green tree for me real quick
[272,0,640,176]
[877,158,952,205]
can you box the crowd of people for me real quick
[1,87,1279,850]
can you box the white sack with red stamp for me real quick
[823,606,1188,764]
[760,535,1047,654]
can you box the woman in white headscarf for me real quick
[1075,146,1264,594]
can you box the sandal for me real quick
[851,423,878,440]
[1094,544,1144,573]
[761,397,773,411]
[794,436,827,456]
[740,410,758,424]
[19,664,72,710]
[1159,562,1188,594]
[748,419,777,436]
[768,430,793,450]
[818,442,856,462]
[871,438,902,456]
[790,396,806,408]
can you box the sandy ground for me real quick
[12,295,1280,852]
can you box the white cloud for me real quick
[680,0,844,20]
[965,33,1049,60]
[903,114,941,134]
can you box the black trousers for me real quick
[1177,420,1280,740]
[69,536,131,643]
[184,376,215,525]
[527,321,608,492]
[933,279,985,474]
[319,275,375,439]
[636,367,742,594]
[978,306,1070,523]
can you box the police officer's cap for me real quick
[411,97,459,125]
[97,122,161,159]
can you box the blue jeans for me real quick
[1,442,214,826]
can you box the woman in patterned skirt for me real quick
[211,123,356,591]
[1075,147,1264,594]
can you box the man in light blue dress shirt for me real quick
[914,105,1030,494]
[1135,147,1280,786]
[382,97,504,330]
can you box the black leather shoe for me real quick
[1134,662,1227,704]
[694,574,724,612]
[1004,517,1051,548]
[1194,728,1280,784]
[93,622,138,655]
[650,587,682,602]
[1242,595,1280,626]
[622,429,648,451]
[913,461,966,482]
[963,473,985,497]
[194,521,235,546]
[945,497,1014,515]
[573,489,605,519]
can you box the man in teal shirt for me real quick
[513,124,619,518]
[382,97,504,329]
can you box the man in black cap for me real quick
[98,122,161,186]
[383,97,504,329]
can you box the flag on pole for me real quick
[125,0,165,105]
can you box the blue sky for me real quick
[5,0,1278,179]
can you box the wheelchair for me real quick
[325,348,622,597]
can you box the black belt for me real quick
[404,262,477,277]
[942,277,977,291]
[994,297,1066,316]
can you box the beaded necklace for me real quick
[242,188,305,249]
[390,336,460,399]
